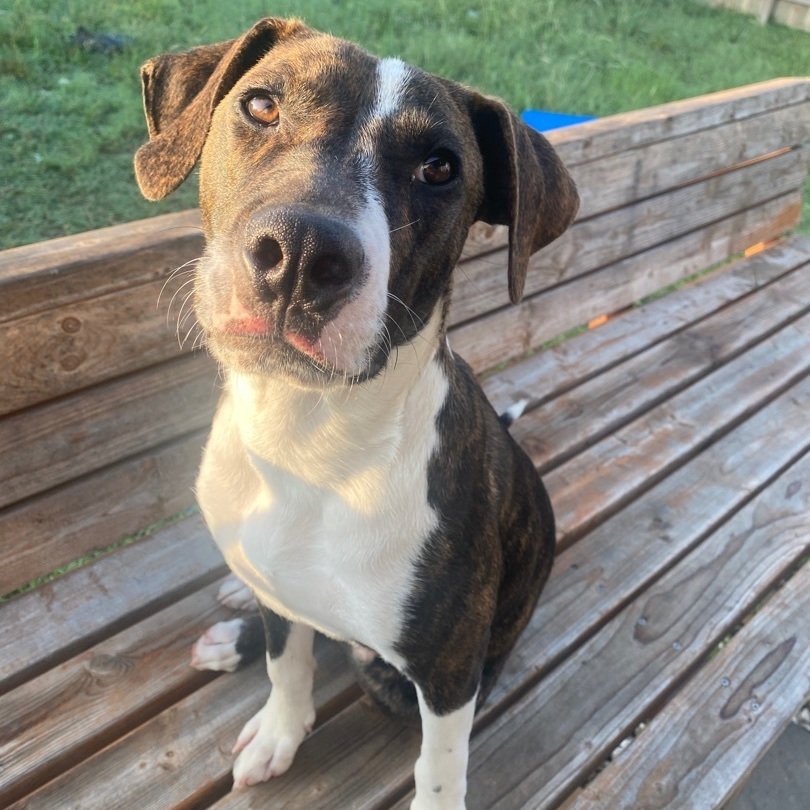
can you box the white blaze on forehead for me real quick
[373,57,412,118]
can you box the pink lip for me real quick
[284,330,324,361]
[223,315,274,336]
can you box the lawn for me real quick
[1,0,808,250]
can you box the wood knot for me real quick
[61,316,81,333]
[60,354,83,371]
[86,653,131,679]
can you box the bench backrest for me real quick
[1,77,808,600]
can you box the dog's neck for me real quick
[225,304,446,490]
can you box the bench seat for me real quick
[1,77,808,809]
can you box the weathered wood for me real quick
[0,431,204,596]
[0,211,203,324]
[0,353,217,510]
[570,101,810,221]
[482,235,810,414]
[6,635,357,810]
[417,454,810,810]
[560,567,810,810]
[510,260,810,475]
[0,579,231,806]
[547,78,810,168]
[0,513,224,695]
[211,385,810,810]
[449,146,807,331]
[451,191,804,373]
[549,311,810,547]
[0,270,201,416]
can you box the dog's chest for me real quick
[198,358,449,658]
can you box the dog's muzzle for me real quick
[244,206,366,324]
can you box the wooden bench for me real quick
[1,77,809,810]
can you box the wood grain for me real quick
[8,292,810,810]
[0,578,231,805]
[0,271,202,416]
[0,353,218,510]
[0,513,224,695]
[510,260,810,475]
[452,453,810,810]
[548,311,810,548]
[448,146,808,332]
[5,634,358,810]
[0,431,205,596]
[0,211,203,324]
[481,234,810,414]
[546,78,810,168]
[560,567,810,809]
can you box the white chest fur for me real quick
[196,313,448,661]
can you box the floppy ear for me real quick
[134,17,308,201]
[471,95,579,304]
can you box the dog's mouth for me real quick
[205,305,389,385]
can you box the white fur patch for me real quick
[412,687,477,810]
[316,185,390,376]
[373,57,411,119]
[232,625,316,788]
[196,305,448,665]
[190,619,244,672]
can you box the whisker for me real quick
[389,219,420,234]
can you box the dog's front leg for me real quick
[231,606,316,789]
[412,686,477,810]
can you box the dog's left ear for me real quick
[134,17,308,201]
[470,95,579,304]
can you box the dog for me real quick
[135,17,578,809]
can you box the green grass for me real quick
[1,0,808,249]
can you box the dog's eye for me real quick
[414,150,458,186]
[245,95,280,126]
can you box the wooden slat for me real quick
[570,101,810,221]
[0,270,199,416]
[560,567,810,810]
[0,431,204,596]
[0,210,203,324]
[212,384,810,810]
[452,191,804,373]
[448,146,808,331]
[482,234,810,414]
[0,513,224,695]
[6,635,358,810]
[0,578,231,806]
[549,310,810,548]
[511,260,810,475]
[0,353,217,510]
[547,78,810,168]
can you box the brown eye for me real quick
[245,95,280,126]
[414,150,458,185]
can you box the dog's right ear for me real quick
[135,17,308,201]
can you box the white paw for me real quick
[231,701,315,789]
[190,619,243,672]
[218,574,258,611]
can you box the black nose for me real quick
[244,207,364,313]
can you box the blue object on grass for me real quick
[521,110,596,133]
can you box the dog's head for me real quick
[135,18,578,385]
